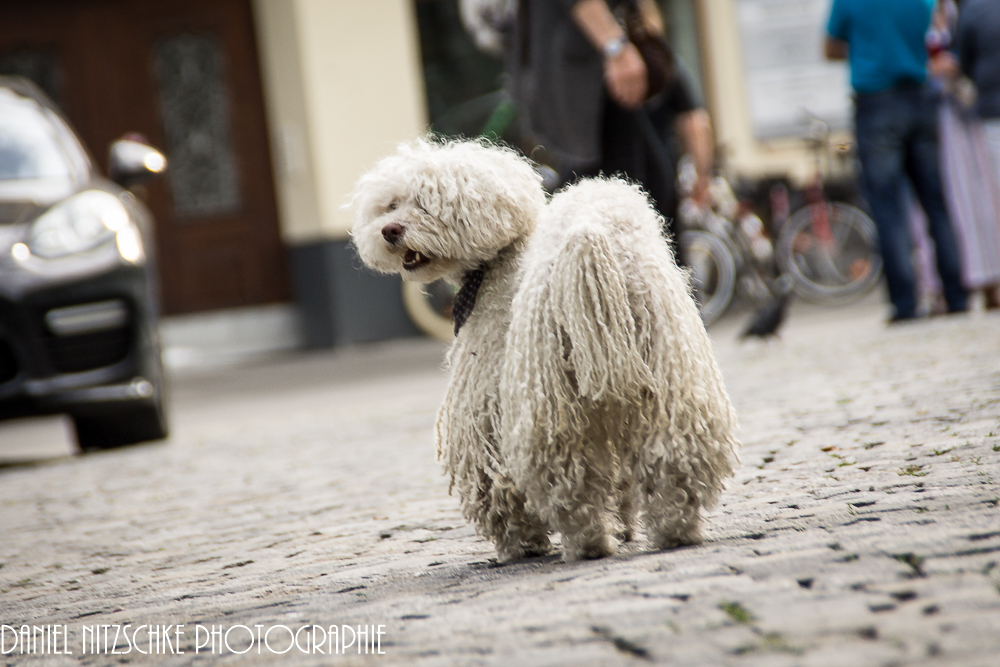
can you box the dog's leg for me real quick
[636,445,705,549]
[490,475,553,562]
[615,452,638,543]
[462,468,552,563]
[528,434,618,562]
[645,499,703,549]
[551,476,616,561]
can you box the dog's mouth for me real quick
[402,249,432,271]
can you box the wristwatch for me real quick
[602,35,628,60]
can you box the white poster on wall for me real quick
[736,0,852,139]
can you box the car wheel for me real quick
[74,339,170,453]
[73,394,168,452]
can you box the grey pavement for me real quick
[1,295,999,666]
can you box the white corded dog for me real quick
[351,138,740,562]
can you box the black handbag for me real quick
[621,0,676,100]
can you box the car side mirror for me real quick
[108,139,167,189]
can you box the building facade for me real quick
[0,0,846,353]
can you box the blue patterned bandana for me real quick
[452,265,486,335]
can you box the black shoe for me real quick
[887,313,919,325]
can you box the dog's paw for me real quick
[650,529,703,551]
[494,546,523,564]
[495,538,553,563]
[615,528,635,543]
[563,535,616,562]
[521,541,553,558]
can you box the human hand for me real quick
[928,51,959,80]
[691,174,711,208]
[604,43,647,109]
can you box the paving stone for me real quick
[1,300,998,665]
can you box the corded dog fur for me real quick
[351,138,740,562]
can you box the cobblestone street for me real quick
[1,297,999,666]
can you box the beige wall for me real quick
[252,0,428,243]
[252,0,834,237]
[699,0,847,186]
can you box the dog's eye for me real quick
[387,199,399,212]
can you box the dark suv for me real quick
[0,76,168,452]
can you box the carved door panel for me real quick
[0,0,289,315]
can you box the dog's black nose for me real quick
[382,222,404,244]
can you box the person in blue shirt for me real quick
[826,0,967,322]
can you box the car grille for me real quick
[0,338,17,384]
[39,300,133,374]
[43,327,132,374]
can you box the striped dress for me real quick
[938,95,1000,289]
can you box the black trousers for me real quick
[568,98,679,245]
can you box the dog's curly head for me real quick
[350,137,545,282]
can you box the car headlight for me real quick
[28,190,132,259]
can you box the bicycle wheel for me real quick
[679,230,737,326]
[403,279,456,343]
[777,202,882,304]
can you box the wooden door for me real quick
[0,0,289,315]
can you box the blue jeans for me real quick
[854,83,967,319]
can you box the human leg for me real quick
[854,91,918,319]
[905,186,945,315]
[906,89,968,313]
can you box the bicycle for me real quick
[677,164,778,326]
[403,278,457,342]
[775,119,882,304]
[679,119,883,325]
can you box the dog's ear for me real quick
[347,141,428,273]
[349,138,546,269]
[411,139,546,262]
[348,145,416,233]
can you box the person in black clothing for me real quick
[598,64,708,240]
[507,0,713,242]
